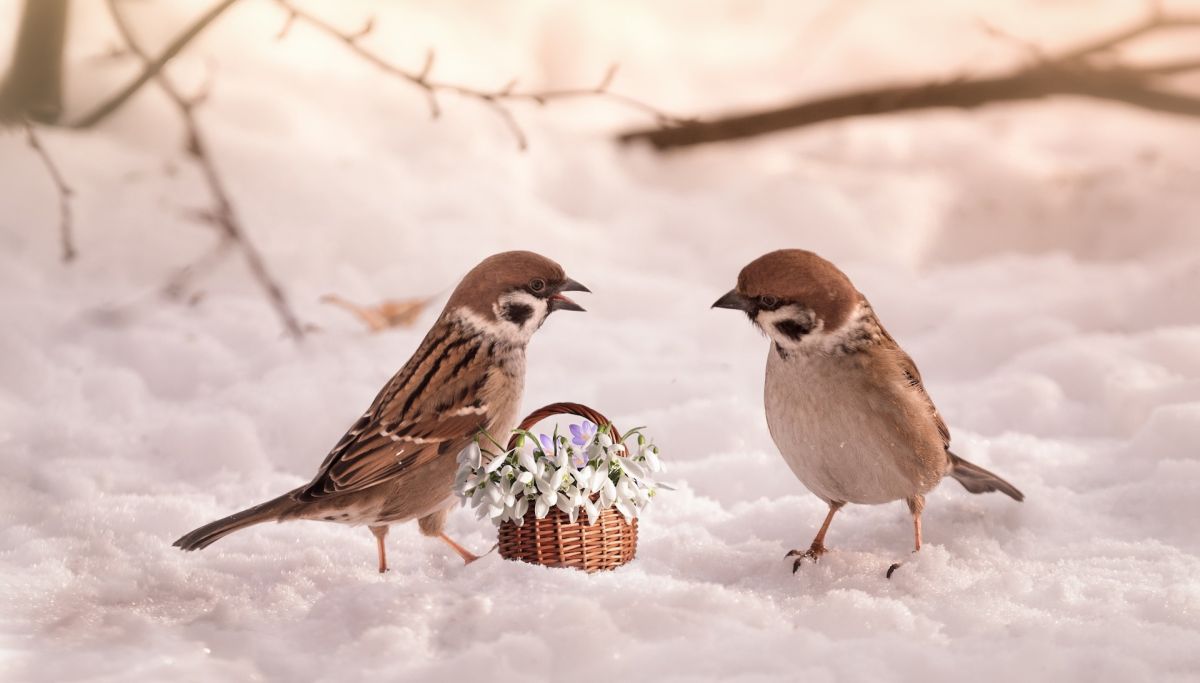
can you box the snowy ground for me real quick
[3,1,1200,681]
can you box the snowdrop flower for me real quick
[458,425,666,527]
[599,478,617,508]
[553,445,570,469]
[641,444,662,472]
[569,420,597,447]
[558,485,585,523]
[484,452,509,474]
[620,457,649,482]
[512,497,529,525]
[589,467,609,493]
[517,445,538,473]
[458,441,482,468]
[573,464,594,491]
[582,498,599,526]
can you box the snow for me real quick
[3,0,1200,680]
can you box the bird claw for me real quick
[886,562,902,579]
[786,545,826,574]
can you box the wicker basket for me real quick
[496,402,638,573]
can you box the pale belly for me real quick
[764,350,937,505]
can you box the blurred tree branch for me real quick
[106,0,304,340]
[4,0,677,337]
[0,0,69,124]
[22,121,75,262]
[618,6,1200,150]
[273,0,686,150]
[72,0,241,129]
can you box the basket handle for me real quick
[505,402,621,450]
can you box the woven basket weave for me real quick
[497,402,638,573]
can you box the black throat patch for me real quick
[501,302,534,327]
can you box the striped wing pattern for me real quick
[295,320,498,502]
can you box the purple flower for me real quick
[539,433,554,455]
[571,449,588,469]
[569,420,597,447]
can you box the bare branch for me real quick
[619,10,1200,151]
[978,19,1047,64]
[72,0,241,129]
[272,0,682,149]
[275,8,297,41]
[106,0,305,340]
[22,120,75,262]
[162,235,234,300]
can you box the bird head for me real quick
[445,251,589,343]
[712,249,860,352]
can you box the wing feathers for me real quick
[295,321,500,502]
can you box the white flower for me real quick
[600,478,616,508]
[589,467,609,493]
[582,498,599,526]
[457,441,482,468]
[484,452,508,474]
[456,425,666,526]
[517,446,537,473]
[641,445,662,472]
[620,457,649,482]
[573,465,594,489]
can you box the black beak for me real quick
[711,289,753,312]
[549,278,589,312]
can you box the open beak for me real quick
[549,277,589,312]
[711,289,753,312]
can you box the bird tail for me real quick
[947,451,1025,502]
[173,494,295,551]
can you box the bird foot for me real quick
[886,550,920,579]
[786,544,827,574]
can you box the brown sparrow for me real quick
[174,251,588,572]
[713,249,1022,576]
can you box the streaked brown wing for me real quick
[878,323,951,450]
[294,321,496,502]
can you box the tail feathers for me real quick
[173,495,293,551]
[947,452,1025,502]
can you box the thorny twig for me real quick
[619,4,1200,150]
[272,0,686,150]
[22,120,75,262]
[106,0,305,340]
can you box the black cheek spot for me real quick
[774,319,814,341]
[501,303,534,326]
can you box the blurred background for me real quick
[3,1,1199,681]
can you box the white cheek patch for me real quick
[755,305,823,351]
[450,292,548,346]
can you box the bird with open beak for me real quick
[713,249,1022,577]
[175,251,589,572]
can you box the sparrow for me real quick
[712,249,1022,576]
[174,251,589,572]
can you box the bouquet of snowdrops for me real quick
[455,419,665,526]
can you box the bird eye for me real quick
[759,295,779,309]
[528,278,547,293]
